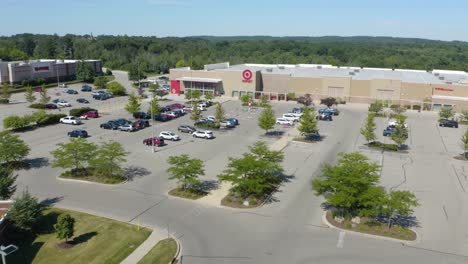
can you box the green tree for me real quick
[128,63,140,83]
[7,190,43,232]
[204,92,215,101]
[240,94,252,105]
[54,214,75,243]
[360,113,377,144]
[391,105,407,114]
[218,141,284,199]
[390,114,408,149]
[51,138,98,176]
[439,107,454,120]
[149,97,161,117]
[39,85,50,104]
[0,131,30,165]
[0,166,17,200]
[106,82,126,96]
[258,105,276,134]
[381,190,419,228]
[175,59,186,68]
[369,100,383,114]
[298,107,318,140]
[3,115,33,130]
[93,76,107,89]
[149,83,160,94]
[76,61,94,82]
[125,92,141,114]
[191,90,202,101]
[184,90,193,101]
[312,152,382,217]
[259,95,269,107]
[167,154,204,190]
[462,128,468,153]
[191,103,202,122]
[214,103,225,124]
[1,85,11,100]
[90,141,128,178]
[321,97,337,107]
[25,85,36,104]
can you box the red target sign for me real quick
[242,69,253,83]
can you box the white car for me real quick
[276,118,293,126]
[192,130,214,139]
[282,113,300,122]
[206,116,216,122]
[287,112,303,118]
[58,83,67,88]
[165,111,178,118]
[197,104,206,111]
[57,101,71,107]
[59,116,82,125]
[91,90,107,96]
[118,124,135,132]
[159,131,180,141]
[388,120,408,128]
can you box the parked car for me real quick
[45,103,58,109]
[302,132,321,141]
[178,125,196,133]
[100,121,119,130]
[76,98,89,104]
[91,90,107,96]
[388,120,408,128]
[172,109,185,116]
[316,113,333,121]
[282,113,300,122]
[52,98,61,103]
[93,93,110,100]
[143,137,165,146]
[276,118,293,126]
[58,83,67,88]
[60,116,82,125]
[220,121,235,128]
[118,124,136,132]
[197,104,207,111]
[81,85,92,92]
[159,131,180,141]
[160,113,174,120]
[319,108,339,116]
[113,118,132,126]
[153,114,169,122]
[165,111,179,118]
[192,130,214,139]
[133,112,150,119]
[134,119,150,129]
[170,103,185,109]
[206,116,216,122]
[81,111,99,118]
[439,119,458,128]
[161,84,170,90]
[287,112,303,118]
[183,106,194,112]
[57,101,71,107]
[292,107,305,114]
[383,127,408,138]
[227,118,239,126]
[68,129,88,138]
[65,89,78,94]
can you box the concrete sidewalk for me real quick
[120,228,167,264]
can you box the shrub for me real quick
[106,68,112,75]
[69,107,97,117]
[321,97,337,107]
[412,105,421,110]
[248,198,258,206]
[344,222,352,229]
[195,122,220,129]
[240,94,252,104]
[3,115,32,130]
[287,92,296,101]
[37,113,67,126]
[0,98,9,104]
[29,103,46,109]
[107,82,126,96]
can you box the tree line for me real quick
[1,34,467,75]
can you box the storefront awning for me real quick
[176,77,222,83]
[432,95,468,102]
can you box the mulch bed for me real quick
[56,241,75,249]
[221,195,261,209]
[168,188,207,200]
[326,211,417,241]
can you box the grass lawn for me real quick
[105,75,116,82]
[138,238,177,264]
[7,208,151,264]
[168,187,207,200]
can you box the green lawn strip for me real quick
[326,211,416,241]
[9,208,151,264]
[138,238,177,264]
[168,187,207,200]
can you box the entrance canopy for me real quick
[176,77,222,83]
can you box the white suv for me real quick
[60,116,82,125]
[192,130,214,139]
[159,131,180,141]
[276,118,293,126]
[57,101,71,107]
[282,113,300,122]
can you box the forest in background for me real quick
[1,34,467,75]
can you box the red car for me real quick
[82,111,99,118]
[143,137,165,146]
[160,113,174,120]
[170,103,185,109]
[134,120,150,130]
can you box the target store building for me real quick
[169,62,468,110]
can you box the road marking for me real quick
[337,231,346,248]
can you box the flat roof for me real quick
[176,77,222,83]
[210,63,468,86]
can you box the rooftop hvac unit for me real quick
[278,66,285,70]
[349,72,355,75]
[354,69,360,72]
[446,82,453,85]
[266,68,273,72]
[434,73,440,76]
[439,76,445,80]
[317,66,322,69]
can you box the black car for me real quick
[303,132,321,141]
[134,119,150,129]
[76,98,89,104]
[153,114,168,122]
[45,103,58,109]
[52,99,61,104]
[66,89,78,94]
[161,106,171,112]
[68,129,88,138]
[178,125,196,133]
[133,112,151,119]
[113,118,132,126]
[439,120,458,128]
[93,93,110,100]
[316,113,333,121]
[100,121,119,130]
[81,85,92,92]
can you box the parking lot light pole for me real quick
[151,98,155,153]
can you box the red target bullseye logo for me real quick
[242,69,252,81]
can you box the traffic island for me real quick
[168,187,208,200]
[367,141,409,153]
[221,194,261,209]
[324,211,417,241]
[60,169,127,184]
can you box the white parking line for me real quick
[337,231,346,248]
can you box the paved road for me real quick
[10,71,468,263]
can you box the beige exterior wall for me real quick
[401,82,432,102]
[369,79,402,100]
[321,77,351,98]
[431,84,468,98]
[288,77,322,95]
[262,73,290,93]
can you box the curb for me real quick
[171,236,182,264]
[321,211,421,245]
[56,175,129,186]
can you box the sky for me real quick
[1,0,467,41]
